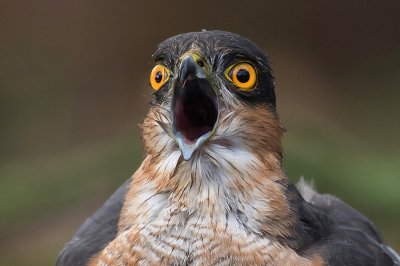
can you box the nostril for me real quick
[196,60,204,68]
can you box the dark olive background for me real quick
[1,1,399,265]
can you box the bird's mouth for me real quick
[172,54,219,160]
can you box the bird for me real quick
[56,30,400,266]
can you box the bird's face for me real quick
[143,31,284,169]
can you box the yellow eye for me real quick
[150,65,169,90]
[227,63,257,91]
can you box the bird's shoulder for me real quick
[297,179,400,266]
[55,179,130,266]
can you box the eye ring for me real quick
[226,62,257,91]
[150,65,169,90]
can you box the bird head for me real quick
[143,31,285,168]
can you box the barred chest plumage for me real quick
[99,175,321,266]
[111,201,317,266]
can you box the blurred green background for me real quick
[1,1,399,265]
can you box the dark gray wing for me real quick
[309,193,400,266]
[55,179,130,266]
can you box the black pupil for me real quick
[155,71,163,83]
[236,69,250,83]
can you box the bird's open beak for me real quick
[172,54,220,160]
